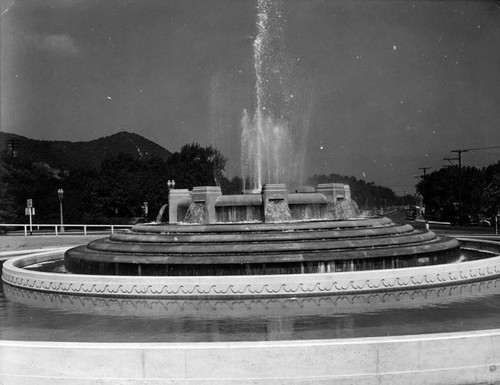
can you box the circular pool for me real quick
[1,239,500,384]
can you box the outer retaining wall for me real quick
[1,329,500,384]
[3,244,500,297]
[5,278,499,318]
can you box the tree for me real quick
[481,161,500,216]
[307,173,399,210]
[417,163,495,217]
[1,160,62,223]
[166,143,227,189]
[0,163,18,222]
[0,142,229,224]
[220,176,244,195]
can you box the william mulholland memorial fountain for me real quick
[63,182,462,280]
[2,0,500,384]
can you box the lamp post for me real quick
[165,180,176,223]
[57,188,64,233]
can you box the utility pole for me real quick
[416,167,431,219]
[451,149,468,214]
[418,167,431,178]
[442,145,500,217]
[416,167,431,193]
[443,154,460,214]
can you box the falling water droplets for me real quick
[241,0,310,191]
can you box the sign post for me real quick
[26,199,34,235]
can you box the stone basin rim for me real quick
[2,238,500,298]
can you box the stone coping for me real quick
[1,327,499,349]
[70,235,459,264]
[132,217,393,233]
[1,329,500,384]
[215,194,263,206]
[3,239,500,298]
[85,230,439,256]
[110,223,416,243]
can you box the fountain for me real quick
[241,0,309,191]
[2,226,500,383]
[1,0,500,383]
[58,182,464,281]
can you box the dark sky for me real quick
[1,0,499,194]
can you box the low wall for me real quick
[1,329,499,384]
[3,242,500,297]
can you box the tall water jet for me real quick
[241,0,310,191]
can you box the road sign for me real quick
[25,204,34,235]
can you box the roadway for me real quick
[386,211,500,241]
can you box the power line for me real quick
[466,163,497,167]
[463,145,500,152]
[443,156,458,166]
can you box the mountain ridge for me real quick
[0,131,172,171]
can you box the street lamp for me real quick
[165,180,176,223]
[57,188,64,233]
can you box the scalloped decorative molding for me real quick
[3,247,500,298]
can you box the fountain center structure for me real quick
[62,182,461,281]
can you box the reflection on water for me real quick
[2,279,500,343]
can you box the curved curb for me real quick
[3,240,500,298]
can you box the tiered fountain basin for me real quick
[60,183,461,279]
[64,217,460,277]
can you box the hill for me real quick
[0,131,172,171]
